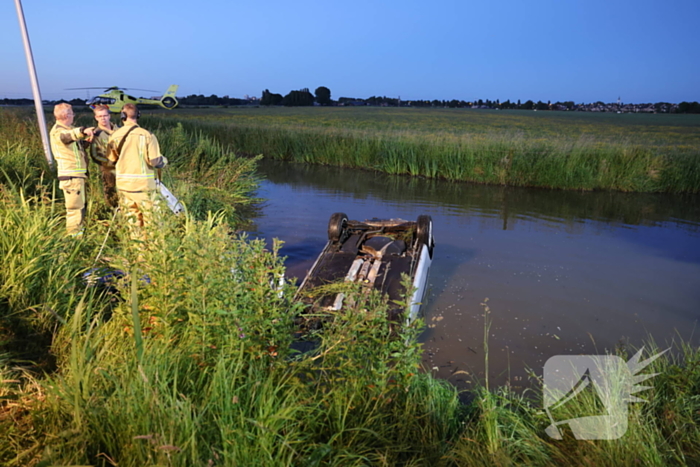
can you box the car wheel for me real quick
[328,212,348,242]
[416,215,433,256]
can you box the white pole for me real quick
[14,0,53,168]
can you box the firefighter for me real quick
[88,104,119,208]
[49,103,95,235]
[107,104,168,239]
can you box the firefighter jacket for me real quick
[49,123,90,179]
[90,123,118,167]
[108,121,168,192]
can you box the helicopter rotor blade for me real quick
[65,87,117,90]
[65,86,160,93]
[123,88,160,93]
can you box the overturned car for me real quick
[295,213,434,326]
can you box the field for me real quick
[1,107,700,465]
[147,106,700,193]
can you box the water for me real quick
[248,159,700,390]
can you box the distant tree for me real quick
[315,86,332,105]
[677,101,700,113]
[522,100,534,110]
[261,89,283,106]
[204,94,219,105]
[283,88,314,106]
[365,95,400,106]
[271,92,283,105]
[535,100,548,110]
[0,98,33,105]
[338,97,366,106]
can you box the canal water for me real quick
[248,159,700,391]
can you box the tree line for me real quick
[260,87,331,106]
[2,91,699,113]
[260,90,700,113]
[336,97,700,113]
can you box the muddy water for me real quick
[249,159,700,390]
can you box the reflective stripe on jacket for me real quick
[49,123,89,179]
[108,122,168,192]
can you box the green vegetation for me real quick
[2,108,700,465]
[314,87,332,106]
[147,106,700,193]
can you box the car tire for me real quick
[328,212,348,242]
[416,215,433,256]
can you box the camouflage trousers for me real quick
[100,165,119,208]
[59,177,86,235]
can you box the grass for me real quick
[144,106,700,193]
[1,107,699,465]
[156,123,262,225]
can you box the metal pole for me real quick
[14,0,53,168]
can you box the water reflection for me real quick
[262,160,700,230]
[252,159,700,390]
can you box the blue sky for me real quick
[2,0,699,103]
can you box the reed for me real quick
[156,123,262,224]
[22,211,454,466]
[147,107,700,193]
[0,186,88,335]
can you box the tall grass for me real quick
[22,210,457,466]
[157,123,262,224]
[0,186,89,348]
[0,110,54,197]
[147,107,700,193]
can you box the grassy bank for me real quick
[1,108,700,466]
[146,107,700,193]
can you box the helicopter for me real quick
[68,85,179,113]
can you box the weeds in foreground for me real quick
[157,123,262,225]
